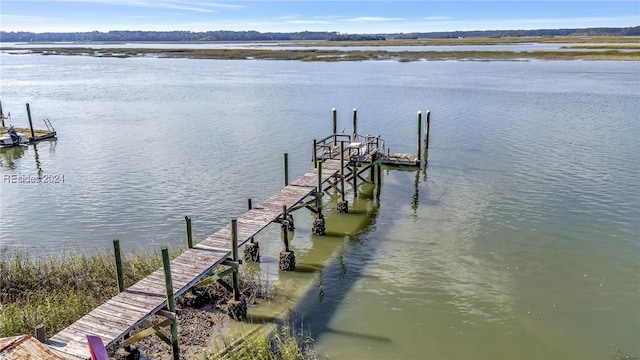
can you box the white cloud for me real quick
[344,16,404,22]
[288,20,332,25]
[420,15,640,31]
[4,0,244,13]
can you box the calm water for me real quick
[0,53,638,359]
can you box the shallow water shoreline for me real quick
[2,46,639,61]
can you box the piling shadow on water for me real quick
[293,168,431,348]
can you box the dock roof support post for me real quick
[161,246,179,359]
[185,216,193,249]
[113,239,125,293]
[417,111,422,164]
[26,103,35,139]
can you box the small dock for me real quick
[382,152,420,166]
[0,101,57,143]
[45,108,431,359]
[0,127,55,140]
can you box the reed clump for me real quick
[0,245,175,337]
[212,322,316,360]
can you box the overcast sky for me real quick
[1,1,638,33]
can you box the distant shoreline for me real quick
[2,37,639,61]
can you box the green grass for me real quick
[0,245,174,337]
[0,245,317,359]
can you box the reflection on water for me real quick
[0,139,56,175]
[0,145,25,170]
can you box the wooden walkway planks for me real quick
[48,159,343,359]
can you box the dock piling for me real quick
[228,218,248,320]
[279,205,296,271]
[185,216,193,249]
[113,239,125,293]
[230,219,240,301]
[0,100,5,127]
[337,140,348,213]
[282,205,290,252]
[332,107,337,135]
[312,161,326,235]
[312,139,317,168]
[244,198,260,262]
[417,111,422,164]
[376,153,382,199]
[424,109,431,160]
[161,247,179,359]
[352,161,358,197]
[35,324,46,343]
[352,108,358,140]
[26,103,35,139]
[283,153,289,187]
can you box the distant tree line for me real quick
[0,30,339,42]
[327,34,386,41]
[0,26,638,42]
[385,26,640,39]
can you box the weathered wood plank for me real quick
[106,298,156,317]
[117,289,165,305]
[92,306,142,328]
[74,316,126,339]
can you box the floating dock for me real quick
[0,101,57,144]
[45,108,431,359]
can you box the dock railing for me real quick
[313,133,385,164]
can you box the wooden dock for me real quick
[47,159,344,359]
[46,107,430,359]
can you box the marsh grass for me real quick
[564,45,640,50]
[0,245,178,337]
[2,45,639,61]
[213,322,316,360]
